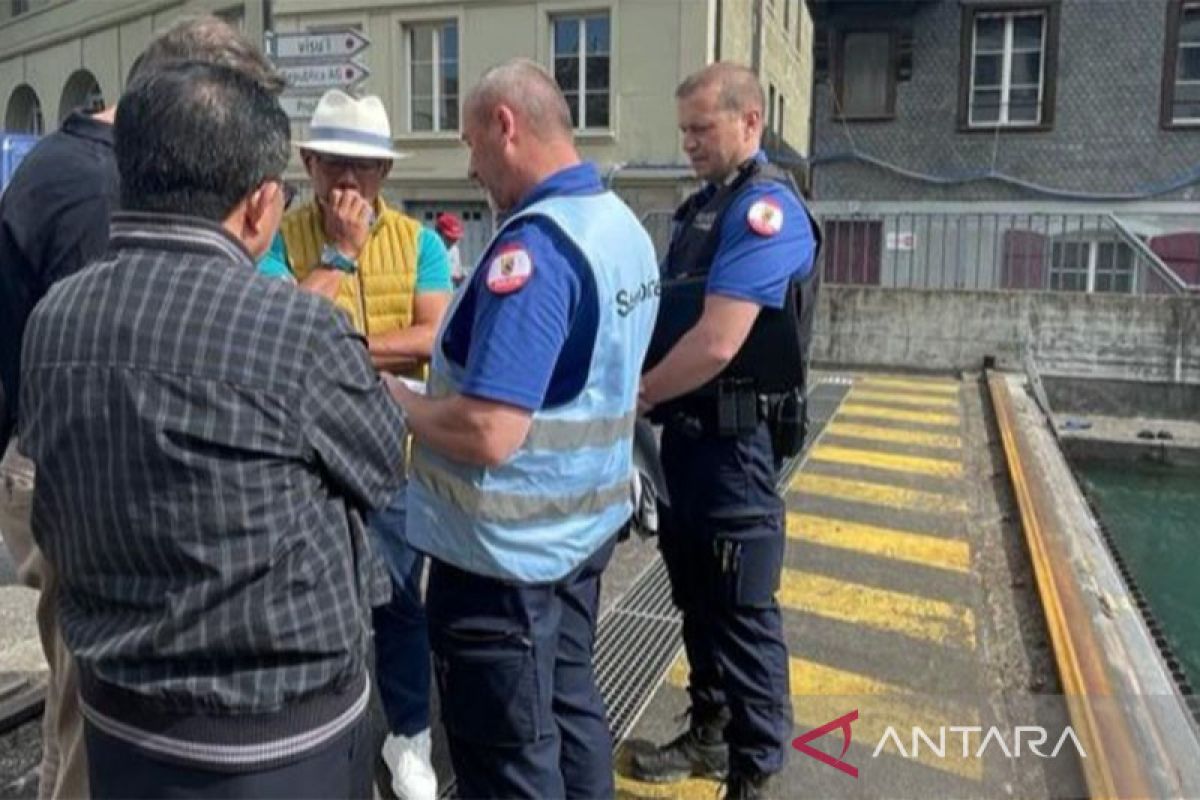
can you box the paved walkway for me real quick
[615,372,1084,799]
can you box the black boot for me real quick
[630,707,730,783]
[724,770,774,799]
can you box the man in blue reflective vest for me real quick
[632,63,819,800]
[388,58,659,798]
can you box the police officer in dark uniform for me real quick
[633,62,819,799]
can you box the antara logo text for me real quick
[791,710,1088,778]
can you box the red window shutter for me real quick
[822,220,882,285]
[1000,230,1047,289]
[1149,232,1200,286]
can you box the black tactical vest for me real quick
[644,157,821,406]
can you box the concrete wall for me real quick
[811,0,1200,203]
[813,286,1200,384]
[1043,375,1200,421]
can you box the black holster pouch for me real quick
[717,378,761,437]
[767,388,807,460]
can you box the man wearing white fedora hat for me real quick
[278,89,452,800]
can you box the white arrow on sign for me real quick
[279,60,370,91]
[279,94,322,120]
[266,29,370,61]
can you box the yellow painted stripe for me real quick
[809,444,964,479]
[858,377,960,395]
[778,569,976,650]
[849,390,960,410]
[662,655,983,781]
[616,772,719,799]
[790,473,968,515]
[825,421,963,451]
[787,512,971,574]
[838,403,960,427]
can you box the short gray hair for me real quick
[467,58,573,139]
[676,62,764,114]
[127,14,285,96]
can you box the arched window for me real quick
[5,84,44,135]
[59,69,105,122]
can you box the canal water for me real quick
[1076,462,1200,690]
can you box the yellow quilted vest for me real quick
[280,199,420,335]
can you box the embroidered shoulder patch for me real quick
[747,198,784,237]
[486,245,534,294]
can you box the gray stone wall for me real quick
[812,0,1200,202]
[812,286,1200,383]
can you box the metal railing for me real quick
[812,210,1199,295]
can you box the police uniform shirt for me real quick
[441,163,602,410]
[701,152,816,307]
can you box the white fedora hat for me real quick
[294,89,410,160]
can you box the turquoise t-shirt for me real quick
[260,228,453,293]
[257,233,293,281]
[415,227,452,292]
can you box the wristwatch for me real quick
[320,243,358,274]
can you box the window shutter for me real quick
[1149,232,1200,285]
[1000,230,1047,289]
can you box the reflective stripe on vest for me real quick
[280,200,420,335]
[411,454,631,524]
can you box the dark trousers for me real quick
[83,713,373,799]
[659,421,792,776]
[368,489,431,736]
[427,536,617,799]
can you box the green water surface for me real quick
[1076,462,1200,689]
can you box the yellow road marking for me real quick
[615,772,719,800]
[849,390,960,410]
[787,513,971,574]
[825,421,963,451]
[661,655,983,781]
[857,377,960,395]
[838,403,960,427]
[779,570,976,650]
[809,444,963,479]
[790,473,967,515]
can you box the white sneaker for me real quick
[381,730,437,800]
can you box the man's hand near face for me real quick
[321,188,373,259]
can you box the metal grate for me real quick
[595,558,683,741]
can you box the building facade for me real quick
[0,0,815,264]
[809,0,1200,294]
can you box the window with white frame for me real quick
[552,13,610,130]
[409,21,459,132]
[1050,239,1135,293]
[1166,1,1200,123]
[968,11,1046,126]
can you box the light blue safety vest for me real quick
[407,191,660,583]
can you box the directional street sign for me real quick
[278,60,370,92]
[279,94,323,120]
[266,29,370,61]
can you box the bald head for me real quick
[466,58,574,141]
[676,62,764,116]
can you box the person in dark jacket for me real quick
[20,60,406,799]
[0,15,283,799]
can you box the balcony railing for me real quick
[639,208,1199,296]
[812,211,1198,295]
